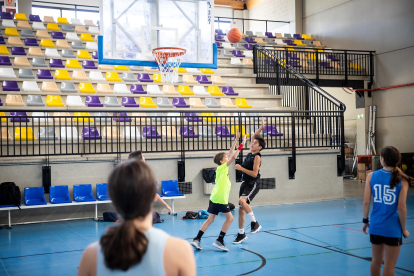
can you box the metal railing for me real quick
[215,17,290,34]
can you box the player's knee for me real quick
[371,257,382,267]
[239,198,246,205]
[207,216,215,223]
[227,215,234,223]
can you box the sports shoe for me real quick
[233,233,248,244]
[250,221,262,234]
[191,239,203,250]
[212,239,228,251]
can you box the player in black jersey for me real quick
[233,118,266,244]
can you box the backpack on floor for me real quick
[228,203,235,211]
[182,211,198,220]
[153,212,164,224]
[103,211,120,223]
[196,210,209,219]
[0,182,21,209]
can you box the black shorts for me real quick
[239,181,260,205]
[207,200,230,215]
[370,234,403,246]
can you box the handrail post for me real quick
[242,19,244,34]
[337,113,345,176]
[315,50,319,84]
[285,48,289,83]
[266,20,268,33]
[217,17,220,30]
[253,44,257,74]
[344,50,348,87]
[368,51,374,96]
[289,113,296,179]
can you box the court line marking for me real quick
[0,249,84,260]
[237,248,266,276]
[264,231,414,274]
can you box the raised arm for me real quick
[227,134,246,166]
[228,130,240,157]
[362,172,372,234]
[251,117,265,144]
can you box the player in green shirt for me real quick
[191,131,247,252]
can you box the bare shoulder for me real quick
[165,236,192,256]
[164,237,195,276]
[78,242,98,276]
[401,178,409,189]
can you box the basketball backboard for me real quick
[98,0,217,69]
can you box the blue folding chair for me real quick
[49,185,72,204]
[73,184,96,202]
[96,183,110,200]
[24,187,47,206]
[161,180,184,197]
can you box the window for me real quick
[77,11,100,25]
[32,7,61,20]
[62,10,76,21]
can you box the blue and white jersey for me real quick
[369,169,402,238]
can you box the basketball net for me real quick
[152,47,186,84]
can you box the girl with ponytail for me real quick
[362,146,413,276]
[78,160,196,276]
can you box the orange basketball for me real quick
[227,28,242,43]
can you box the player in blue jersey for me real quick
[362,146,413,276]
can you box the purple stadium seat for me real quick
[24,38,39,46]
[85,96,103,107]
[3,81,20,91]
[285,40,296,46]
[138,73,153,82]
[232,50,245,57]
[327,54,340,61]
[0,37,5,45]
[122,97,140,107]
[172,98,190,108]
[320,62,334,69]
[288,60,302,68]
[222,86,238,96]
[82,127,102,140]
[37,69,53,79]
[215,35,225,42]
[185,113,202,122]
[180,126,199,138]
[92,51,98,59]
[265,32,275,38]
[82,60,97,69]
[215,29,225,35]
[51,31,65,40]
[113,112,131,122]
[244,44,253,50]
[143,126,161,139]
[196,75,212,84]
[130,84,147,94]
[288,53,299,60]
[293,34,303,40]
[215,42,223,49]
[11,47,26,56]
[10,112,30,122]
[0,56,12,66]
[1,12,12,19]
[244,37,257,44]
[49,59,65,68]
[29,14,41,21]
[266,59,275,66]
[0,98,2,106]
[264,125,283,136]
[215,126,234,137]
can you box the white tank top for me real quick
[97,227,169,276]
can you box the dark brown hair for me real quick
[100,160,156,271]
[254,135,266,150]
[381,146,414,189]
[128,150,143,160]
[214,152,226,165]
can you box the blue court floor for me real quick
[1,195,414,276]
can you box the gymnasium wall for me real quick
[0,151,343,225]
[303,0,414,153]
[247,0,290,34]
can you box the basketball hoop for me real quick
[152,47,186,83]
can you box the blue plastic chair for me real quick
[24,187,47,206]
[73,184,96,202]
[96,183,110,201]
[49,185,72,204]
[162,180,184,197]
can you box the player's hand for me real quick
[167,207,172,215]
[362,223,369,234]
[235,164,242,171]
[236,130,241,140]
[242,135,247,145]
[261,117,265,128]
[403,229,410,238]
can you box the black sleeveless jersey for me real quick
[241,152,261,182]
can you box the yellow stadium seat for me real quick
[350,63,364,70]
[178,68,187,73]
[15,127,36,141]
[139,97,157,108]
[47,23,60,31]
[105,72,122,81]
[201,113,220,122]
[15,13,28,21]
[178,85,194,95]
[287,48,296,52]
[231,126,249,137]
[200,68,215,74]
[66,59,82,69]
[40,39,55,47]
[79,83,96,93]
[0,46,10,55]
[6,95,24,106]
[5,28,19,36]
[294,40,306,47]
[235,98,252,108]
[74,112,93,123]
[46,95,65,107]
[1,112,7,123]
[76,50,92,59]
[207,86,224,96]
[302,34,314,41]
[80,33,94,41]
[113,65,129,71]
[55,70,71,80]
[153,73,164,83]
[57,17,69,24]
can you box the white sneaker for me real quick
[212,239,228,251]
[191,239,203,250]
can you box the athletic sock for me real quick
[195,230,204,240]
[239,229,245,235]
[218,231,226,242]
[247,212,256,223]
